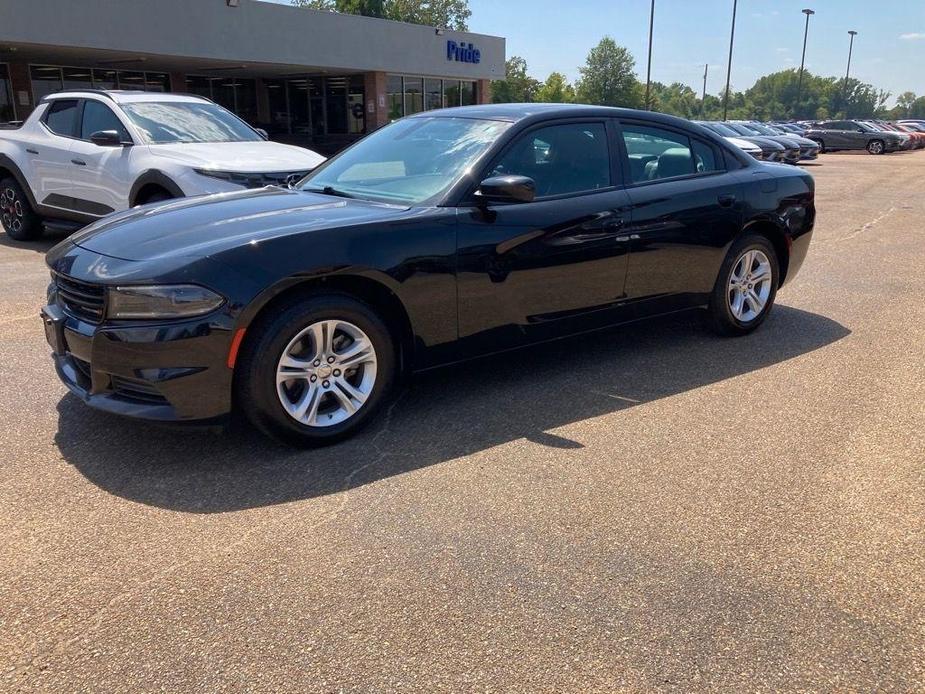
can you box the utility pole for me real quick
[843,30,858,117]
[722,0,738,120]
[701,63,709,117]
[795,8,815,118]
[645,0,655,110]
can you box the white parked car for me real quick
[725,136,763,160]
[0,90,325,241]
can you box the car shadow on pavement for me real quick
[54,305,850,513]
[0,232,69,254]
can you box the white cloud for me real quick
[899,32,925,40]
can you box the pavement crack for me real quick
[830,206,895,242]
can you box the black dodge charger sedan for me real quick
[43,104,815,445]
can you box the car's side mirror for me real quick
[90,130,127,147]
[255,128,269,141]
[475,175,536,204]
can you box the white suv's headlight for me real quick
[107,285,224,319]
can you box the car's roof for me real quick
[41,90,209,105]
[408,103,699,129]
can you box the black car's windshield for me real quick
[300,116,510,205]
[726,123,761,136]
[701,121,740,138]
[747,123,778,136]
[121,102,262,144]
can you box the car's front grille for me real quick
[223,170,312,189]
[55,274,105,323]
[110,375,168,405]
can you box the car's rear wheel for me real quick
[236,294,398,446]
[809,138,825,153]
[707,235,779,336]
[0,178,42,241]
[867,139,885,155]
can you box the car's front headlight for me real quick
[107,285,225,319]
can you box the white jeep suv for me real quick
[0,90,325,241]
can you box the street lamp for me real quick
[795,8,815,118]
[644,0,655,110]
[843,30,858,116]
[722,0,738,120]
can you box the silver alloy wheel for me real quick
[275,319,378,427]
[727,249,772,323]
[1,187,23,234]
[868,140,884,154]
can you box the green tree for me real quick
[491,56,540,103]
[575,37,643,108]
[535,72,575,103]
[895,91,917,117]
[292,0,469,30]
[649,81,699,118]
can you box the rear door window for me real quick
[43,100,79,138]
[621,124,722,184]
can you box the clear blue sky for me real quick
[466,0,924,103]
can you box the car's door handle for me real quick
[26,148,38,155]
[71,159,86,166]
[717,194,736,208]
[603,217,625,231]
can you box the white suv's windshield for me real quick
[121,102,262,144]
[300,116,510,205]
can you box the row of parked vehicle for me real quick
[709,118,925,160]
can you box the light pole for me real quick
[722,0,738,120]
[701,63,709,117]
[644,0,655,110]
[843,30,858,117]
[795,8,815,118]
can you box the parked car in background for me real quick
[754,123,820,161]
[0,90,325,241]
[860,121,915,150]
[880,122,925,148]
[803,120,905,155]
[42,104,815,445]
[722,122,802,163]
[696,121,787,162]
[726,137,763,160]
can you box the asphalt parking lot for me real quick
[1,152,923,692]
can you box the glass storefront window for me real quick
[286,79,310,135]
[325,76,348,135]
[93,69,119,90]
[387,75,403,120]
[264,79,290,135]
[185,75,211,99]
[212,78,236,112]
[461,81,476,106]
[62,67,93,91]
[119,71,146,91]
[30,65,63,102]
[0,65,14,122]
[443,80,460,108]
[234,78,257,124]
[348,75,366,135]
[425,79,443,111]
[403,77,423,116]
[145,72,170,93]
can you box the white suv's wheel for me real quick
[0,178,42,241]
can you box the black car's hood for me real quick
[69,187,412,262]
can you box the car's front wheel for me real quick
[867,139,885,155]
[236,294,398,446]
[707,235,779,336]
[0,178,42,241]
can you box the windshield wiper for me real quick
[304,185,355,199]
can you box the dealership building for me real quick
[0,0,505,151]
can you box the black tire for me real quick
[809,138,825,154]
[235,293,398,447]
[867,139,885,155]
[135,189,173,207]
[0,177,43,241]
[707,234,780,337]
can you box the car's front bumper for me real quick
[42,298,236,422]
